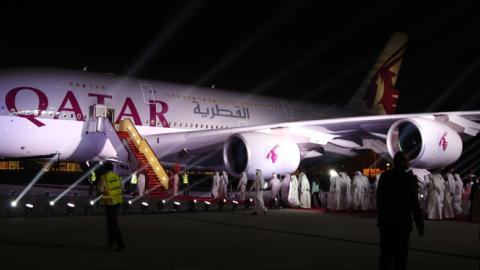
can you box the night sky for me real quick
[1,1,480,172]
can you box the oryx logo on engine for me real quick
[266,144,280,164]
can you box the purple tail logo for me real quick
[363,45,405,114]
[439,131,448,151]
[266,144,280,164]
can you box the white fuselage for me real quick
[0,69,351,163]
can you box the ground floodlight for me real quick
[244,198,253,210]
[156,200,165,212]
[173,201,181,211]
[7,201,17,217]
[141,201,149,214]
[232,200,239,211]
[203,201,211,212]
[45,201,54,217]
[84,201,95,216]
[218,198,226,211]
[24,203,34,217]
[66,202,75,216]
[188,199,197,212]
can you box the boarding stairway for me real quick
[117,119,169,196]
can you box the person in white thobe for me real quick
[281,174,291,207]
[298,172,311,208]
[352,171,364,211]
[250,169,267,215]
[368,174,379,211]
[288,174,300,207]
[137,172,146,196]
[327,173,342,210]
[427,173,445,220]
[360,173,370,211]
[173,173,179,196]
[269,173,281,206]
[443,173,456,219]
[339,172,352,210]
[211,171,220,199]
[221,171,229,199]
[453,173,464,215]
[237,172,248,201]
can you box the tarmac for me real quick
[1,198,479,270]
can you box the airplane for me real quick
[0,32,479,188]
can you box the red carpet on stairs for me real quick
[117,131,166,195]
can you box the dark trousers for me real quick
[106,204,124,247]
[312,192,321,207]
[378,227,410,270]
[183,183,190,196]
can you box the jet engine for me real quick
[386,117,462,168]
[223,132,300,178]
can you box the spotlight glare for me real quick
[66,202,75,216]
[89,200,95,206]
[49,201,55,206]
[232,200,239,211]
[24,203,34,217]
[173,201,181,210]
[128,200,132,205]
[156,200,165,212]
[329,169,338,177]
[10,201,17,207]
[203,201,211,212]
[141,201,149,214]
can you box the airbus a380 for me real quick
[1,33,479,180]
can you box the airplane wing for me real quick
[145,110,480,177]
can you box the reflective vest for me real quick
[182,173,189,185]
[89,172,96,183]
[131,173,138,185]
[100,171,123,205]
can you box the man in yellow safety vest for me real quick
[88,171,96,196]
[98,162,125,252]
[182,172,190,196]
[130,171,138,196]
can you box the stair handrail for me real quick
[118,119,169,189]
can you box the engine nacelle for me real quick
[223,132,300,179]
[386,118,462,168]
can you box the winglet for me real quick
[346,32,408,115]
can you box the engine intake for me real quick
[223,132,300,178]
[386,118,462,168]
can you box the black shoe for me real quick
[113,244,125,252]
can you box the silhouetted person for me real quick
[98,162,125,252]
[377,151,424,270]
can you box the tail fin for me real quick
[346,32,408,115]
